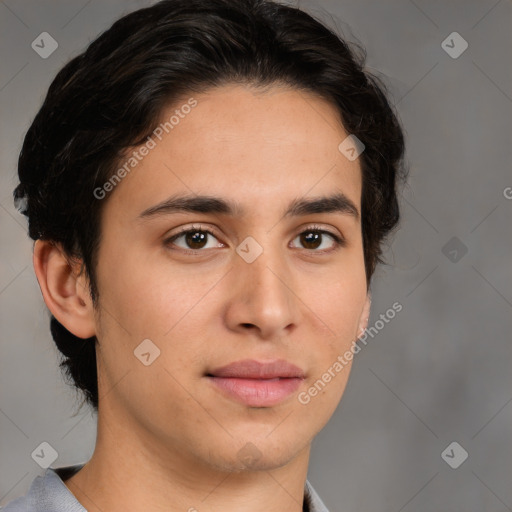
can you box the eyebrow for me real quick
[138,192,359,221]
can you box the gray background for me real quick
[1,0,511,510]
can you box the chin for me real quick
[204,437,301,473]
[208,453,293,474]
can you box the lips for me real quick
[206,359,305,407]
[207,359,305,379]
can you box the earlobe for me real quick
[357,293,372,338]
[33,240,96,339]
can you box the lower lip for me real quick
[207,376,303,407]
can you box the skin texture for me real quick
[33,83,371,512]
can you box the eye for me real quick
[164,224,345,254]
[164,225,224,251]
[290,226,345,252]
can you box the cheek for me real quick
[299,276,364,418]
[94,248,226,353]
[301,261,366,412]
[310,261,366,340]
[93,255,214,406]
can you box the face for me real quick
[91,83,369,473]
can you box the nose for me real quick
[223,242,300,340]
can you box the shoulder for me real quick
[1,473,45,511]
[304,479,330,512]
[1,464,86,512]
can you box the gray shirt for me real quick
[1,463,329,512]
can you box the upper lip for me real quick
[208,359,305,379]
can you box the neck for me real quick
[64,403,311,512]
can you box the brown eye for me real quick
[300,231,323,249]
[291,228,344,252]
[165,227,223,251]
[183,231,208,249]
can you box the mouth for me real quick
[206,359,305,407]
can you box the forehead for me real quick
[103,84,362,219]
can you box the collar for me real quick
[14,463,329,512]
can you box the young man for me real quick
[5,0,406,510]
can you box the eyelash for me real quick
[164,224,346,254]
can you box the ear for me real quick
[357,293,372,339]
[33,240,96,339]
